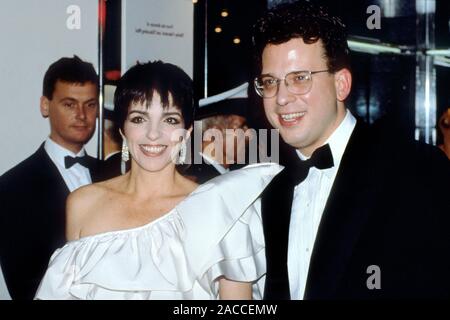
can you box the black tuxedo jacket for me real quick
[102,151,127,178]
[184,162,221,184]
[0,143,105,300]
[262,120,450,299]
[183,153,222,184]
[184,153,248,184]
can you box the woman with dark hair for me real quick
[35,61,281,300]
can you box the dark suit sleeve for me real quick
[0,149,69,300]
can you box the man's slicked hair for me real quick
[42,55,98,99]
[252,0,351,74]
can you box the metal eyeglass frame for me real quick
[254,69,329,98]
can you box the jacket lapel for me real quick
[36,144,70,196]
[84,155,104,183]
[261,168,295,299]
[35,144,70,248]
[304,121,379,299]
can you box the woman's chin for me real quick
[133,158,175,173]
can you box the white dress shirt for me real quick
[44,137,93,192]
[287,110,357,299]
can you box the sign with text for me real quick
[122,0,193,77]
[0,0,99,175]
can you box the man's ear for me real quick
[334,68,352,102]
[40,96,50,118]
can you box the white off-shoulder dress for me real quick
[35,163,282,300]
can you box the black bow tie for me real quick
[64,155,94,169]
[287,143,334,185]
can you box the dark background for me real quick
[102,0,450,142]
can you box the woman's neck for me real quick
[123,162,181,200]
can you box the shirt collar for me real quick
[44,137,86,169]
[296,109,357,173]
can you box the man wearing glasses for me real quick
[252,1,450,299]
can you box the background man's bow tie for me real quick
[64,155,95,169]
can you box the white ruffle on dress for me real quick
[35,163,282,300]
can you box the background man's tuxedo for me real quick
[102,152,126,178]
[184,161,246,184]
[0,143,107,300]
[262,119,450,299]
[184,162,221,184]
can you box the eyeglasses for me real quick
[254,70,329,98]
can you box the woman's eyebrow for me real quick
[128,110,148,116]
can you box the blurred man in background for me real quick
[0,56,105,299]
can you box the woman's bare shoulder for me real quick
[66,177,124,240]
[68,182,109,207]
[70,175,125,203]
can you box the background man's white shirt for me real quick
[288,110,356,299]
[44,137,92,192]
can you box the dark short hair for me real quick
[42,55,98,99]
[252,0,350,74]
[114,61,194,130]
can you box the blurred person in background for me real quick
[0,56,106,300]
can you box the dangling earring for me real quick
[119,129,129,163]
[121,139,129,162]
[178,139,187,165]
